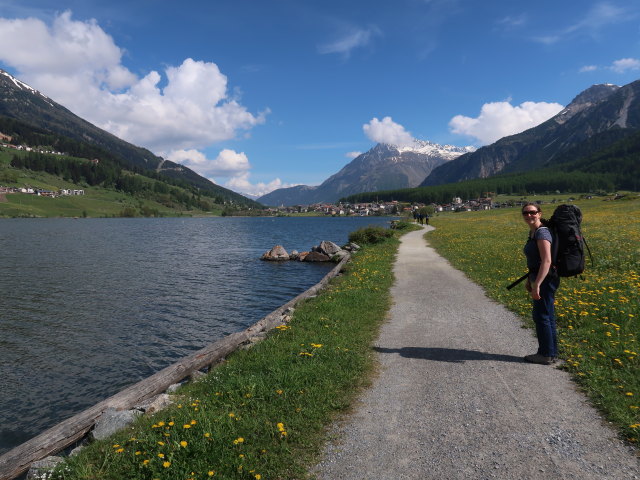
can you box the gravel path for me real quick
[313,227,639,479]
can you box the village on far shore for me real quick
[265,196,555,217]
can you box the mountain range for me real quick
[0,69,256,206]
[420,81,639,186]
[262,79,640,206]
[258,141,475,206]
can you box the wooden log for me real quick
[0,252,350,480]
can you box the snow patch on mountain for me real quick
[0,69,53,104]
[396,140,475,158]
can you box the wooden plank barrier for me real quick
[0,253,350,480]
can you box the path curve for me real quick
[314,226,639,479]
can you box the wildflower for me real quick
[157,421,165,427]
[168,421,174,426]
[163,461,171,468]
[142,459,150,465]
[208,471,215,477]
[115,448,124,453]
[229,413,235,418]
[135,451,141,456]
[626,392,634,397]
[204,433,211,438]
[183,424,192,429]
[157,441,165,446]
[158,453,165,458]
[180,441,188,447]
[255,475,262,479]
[233,437,244,445]
[190,419,197,425]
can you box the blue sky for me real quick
[0,1,639,197]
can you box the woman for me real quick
[521,203,559,365]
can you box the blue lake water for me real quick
[0,216,394,454]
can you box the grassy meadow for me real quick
[426,195,640,444]
[49,224,417,480]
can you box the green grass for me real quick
[51,230,404,479]
[426,196,640,444]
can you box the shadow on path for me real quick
[374,346,524,363]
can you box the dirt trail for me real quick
[314,227,639,479]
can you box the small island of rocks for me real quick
[261,240,360,263]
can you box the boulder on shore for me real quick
[318,240,342,256]
[303,251,331,262]
[261,245,290,261]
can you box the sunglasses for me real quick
[522,210,539,216]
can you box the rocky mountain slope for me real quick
[421,81,640,186]
[258,141,474,206]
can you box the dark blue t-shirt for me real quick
[524,226,552,272]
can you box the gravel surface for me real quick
[313,227,639,479]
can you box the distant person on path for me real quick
[425,214,430,225]
[521,203,559,365]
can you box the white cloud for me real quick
[610,57,640,73]
[533,2,635,44]
[449,100,564,145]
[0,11,266,154]
[167,149,250,177]
[166,148,291,197]
[318,25,380,57]
[363,117,414,147]
[579,65,598,73]
[345,151,362,159]
[224,172,297,198]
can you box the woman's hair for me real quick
[521,202,550,226]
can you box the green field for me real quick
[427,195,640,444]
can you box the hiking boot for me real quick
[524,353,555,365]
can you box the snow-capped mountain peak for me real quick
[392,140,475,158]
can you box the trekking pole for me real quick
[506,273,529,291]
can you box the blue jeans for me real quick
[532,275,560,357]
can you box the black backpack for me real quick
[548,204,592,277]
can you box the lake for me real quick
[0,216,394,455]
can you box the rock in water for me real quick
[303,251,330,262]
[261,245,290,261]
[318,240,342,256]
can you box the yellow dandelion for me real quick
[233,437,244,445]
[180,441,188,447]
[208,471,215,477]
[163,461,171,468]
[183,424,192,429]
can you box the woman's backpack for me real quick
[548,204,592,277]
